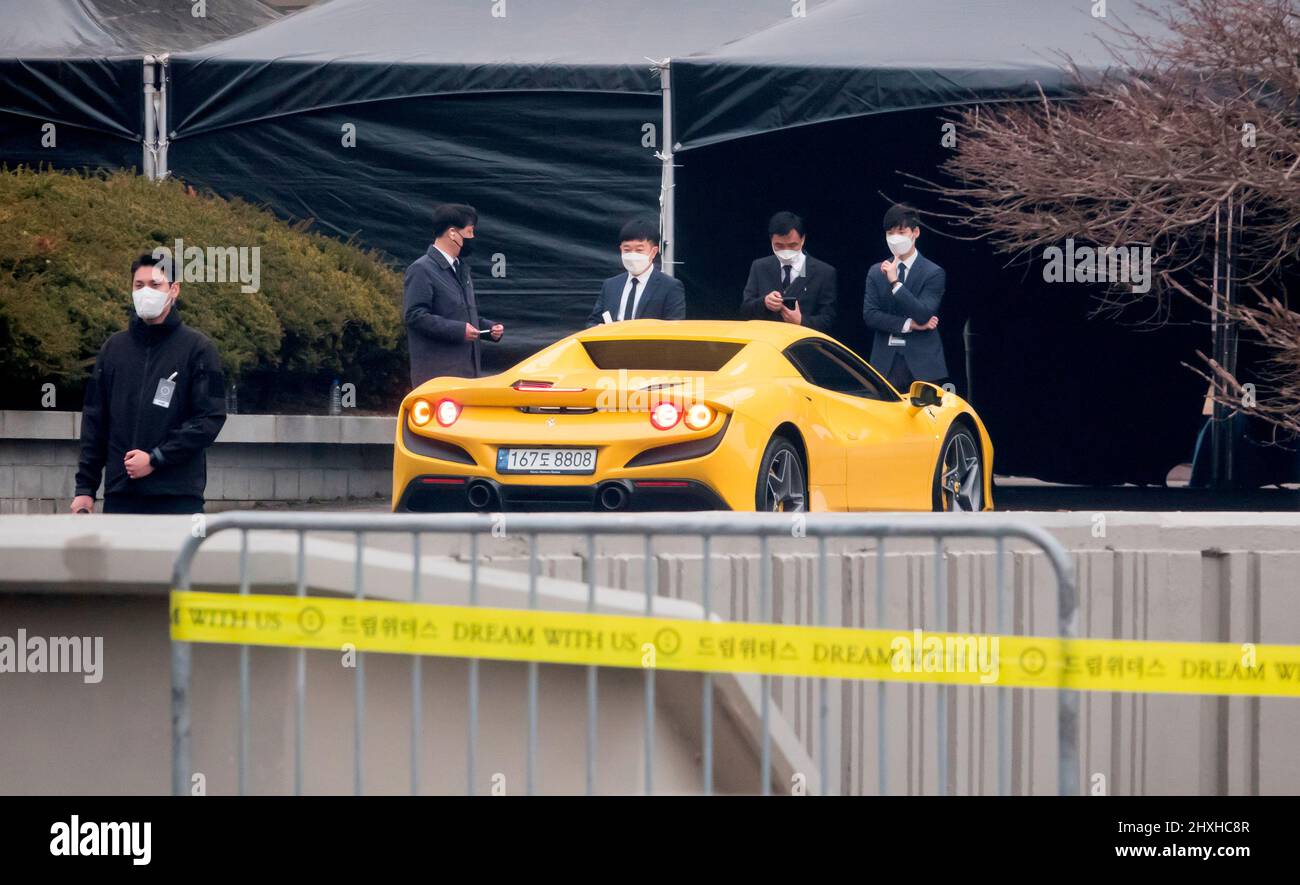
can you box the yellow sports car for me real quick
[392,320,993,512]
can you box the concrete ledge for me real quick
[0,410,396,445]
[0,411,397,509]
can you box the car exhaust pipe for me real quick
[597,481,630,512]
[466,479,497,511]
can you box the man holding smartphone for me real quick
[403,202,504,387]
[739,211,838,334]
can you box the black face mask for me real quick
[456,232,476,259]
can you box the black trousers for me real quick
[103,494,205,515]
[882,350,915,392]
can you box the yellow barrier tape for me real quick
[170,591,1300,697]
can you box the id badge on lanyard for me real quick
[153,372,178,408]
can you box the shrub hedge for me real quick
[0,166,407,412]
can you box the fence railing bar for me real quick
[411,532,422,797]
[169,512,1077,600]
[875,533,887,798]
[353,530,365,797]
[643,532,655,797]
[586,532,598,797]
[527,531,539,797]
[467,531,480,796]
[759,533,771,797]
[817,534,829,796]
[996,536,1008,797]
[935,536,948,797]
[701,533,713,797]
[237,528,249,797]
[294,530,306,797]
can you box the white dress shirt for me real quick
[434,244,460,278]
[777,250,806,286]
[617,265,655,321]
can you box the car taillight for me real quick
[435,398,461,427]
[410,399,432,426]
[650,401,681,430]
[684,403,714,430]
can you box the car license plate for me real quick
[496,447,596,475]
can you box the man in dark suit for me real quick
[403,203,503,387]
[585,218,686,327]
[739,211,837,334]
[862,203,947,391]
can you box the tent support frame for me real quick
[142,54,170,182]
[657,58,677,278]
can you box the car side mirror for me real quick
[908,381,944,408]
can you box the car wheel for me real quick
[756,436,807,512]
[933,424,984,512]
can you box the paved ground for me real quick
[993,480,1300,511]
[247,473,1300,514]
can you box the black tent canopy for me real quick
[165,0,819,362]
[670,0,1166,150]
[0,0,282,174]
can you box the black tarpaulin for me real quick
[672,0,1169,150]
[1,0,282,172]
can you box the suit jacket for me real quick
[403,245,496,387]
[585,267,686,327]
[739,254,838,334]
[861,253,948,382]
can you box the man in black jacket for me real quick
[739,211,838,335]
[404,203,503,387]
[70,253,227,515]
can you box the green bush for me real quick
[0,166,406,412]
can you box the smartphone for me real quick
[478,328,500,341]
[781,297,797,310]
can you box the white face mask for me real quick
[886,234,914,258]
[132,285,170,320]
[621,251,653,276]
[774,248,802,263]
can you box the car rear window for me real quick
[582,339,745,371]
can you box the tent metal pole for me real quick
[658,58,676,278]
[157,54,171,181]
[142,55,157,180]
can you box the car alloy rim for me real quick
[941,433,981,511]
[765,448,806,512]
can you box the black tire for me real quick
[932,424,985,512]
[755,435,807,512]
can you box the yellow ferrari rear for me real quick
[392,320,993,512]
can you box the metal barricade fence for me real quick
[170,511,1078,796]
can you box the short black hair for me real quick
[619,217,660,246]
[767,211,805,238]
[883,203,921,233]
[431,202,479,239]
[131,251,171,284]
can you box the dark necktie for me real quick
[781,264,792,289]
[622,277,640,320]
[897,262,907,286]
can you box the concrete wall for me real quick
[0,410,395,512]
[1,512,1297,795]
